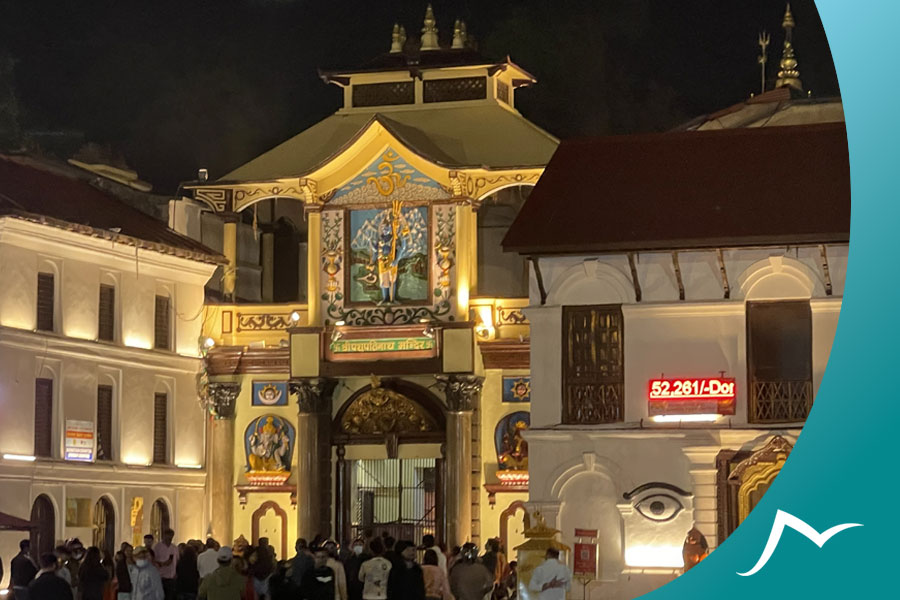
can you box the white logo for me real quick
[737,509,862,576]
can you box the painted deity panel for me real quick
[244,416,296,484]
[495,411,530,471]
[251,381,288,407]
[502,377,532,403]
[347,204,430,305]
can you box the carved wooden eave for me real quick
[479,339,530,369]
[728,435,793,484]
[206,346,290,376]
[185,115,546,216]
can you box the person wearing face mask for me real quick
[342,539,370,600]
[131,547,164,600]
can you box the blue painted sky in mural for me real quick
[332,147,444,201]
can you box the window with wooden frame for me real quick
[98,284,116,342]
[36,272,55,332]
[152,392,168,464]
[562,305,625,424]
[154,295,170,350]
[34,378,53,458]
[96,385,113,461]
[746,301,813,423]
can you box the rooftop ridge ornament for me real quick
[452,18,468,49]
[421,4,440,51]
[391,23,403,53]
[757,30,770,94]
[775,3,803,91]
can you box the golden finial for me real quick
[391,23,403,53]
[370,374,382,389]
[757,30,770,94]
[421,4,439,50]
[452,18,466,49]
[399,25,407,48]
[775,3,803,91]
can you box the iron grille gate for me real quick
[351,458,437,544]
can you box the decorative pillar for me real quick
[306,211,322,325]
[207,381,240,544]
[436,374,483,546]
[222,212,239,301]
[261,228,275,302]
[291,378,336,540]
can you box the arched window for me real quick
[150,499,170,544]
[30,495,56,556]
[93,497,116,556]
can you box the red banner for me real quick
[573,543,597,577]
[574,528,598,538]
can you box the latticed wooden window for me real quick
[423,77,487,103]
[37,272,55,332]
[747,301,813,423]
[98,284,115,342]
[154,295,170,350]
[34,378,53,457]
[497,80,510,104]
[153,392,168,464]
[352,81,415,107]
[97,385,113,461]
[562,305,624,424]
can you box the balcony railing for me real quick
[749,379,813,423]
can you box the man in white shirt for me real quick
[197,538,220,580]
[528,548,571,600]
[358,538,392,600]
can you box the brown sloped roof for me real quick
[0,155,224,264]
[0,510,36,531]
[502,123,850,255]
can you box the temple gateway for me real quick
[180,6,557,558]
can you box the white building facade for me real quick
[0,156,220,582]
[502,123,850,599]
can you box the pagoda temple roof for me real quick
[222,105,558,182]
[502,123,850,256]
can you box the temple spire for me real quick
[775,3,803,91]
[421,4,440,51]
[391,23,403,53]
[452,19,468,49]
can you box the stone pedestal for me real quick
[207,381,240,543]
[291,378,336,540]
[436,375,483,547]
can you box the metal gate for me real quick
[351,458,437,543]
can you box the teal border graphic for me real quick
[648,2,896,597]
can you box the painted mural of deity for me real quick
[245,416,295,478]
[495,411,530,471]
[349,201,428,305]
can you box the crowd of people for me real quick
[3,529,570,600]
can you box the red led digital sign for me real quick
[648,377,736,416]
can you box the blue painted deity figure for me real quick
[371,200,412,304]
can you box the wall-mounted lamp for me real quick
[290,310,302,323]
[420,318,435,339]
[3,453,36,462]
[203,337,215,349]
[651,414,720,424]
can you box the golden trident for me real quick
[758,30,771,94]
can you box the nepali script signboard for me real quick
[65,420,94,462]
[326,326,439,362]
[648,376,736,416]
[573,543,598,577]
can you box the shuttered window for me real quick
[96,385,113,461]
[34,378,53,458]
[154,295,170,350]
[153,392,168,464]
[98,284,116,342]
[562,305,625,424]
[37,273,55,332]
[747,301,813,423]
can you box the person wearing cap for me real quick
[131,546,164,600]
[449,543,493,600]
[197,547,246,600]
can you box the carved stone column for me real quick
[291,378,336,540]
[436,375,483,546]
[207,381,240,544]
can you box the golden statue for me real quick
[499,418,529,471]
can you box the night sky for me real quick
[0,0,839,192]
